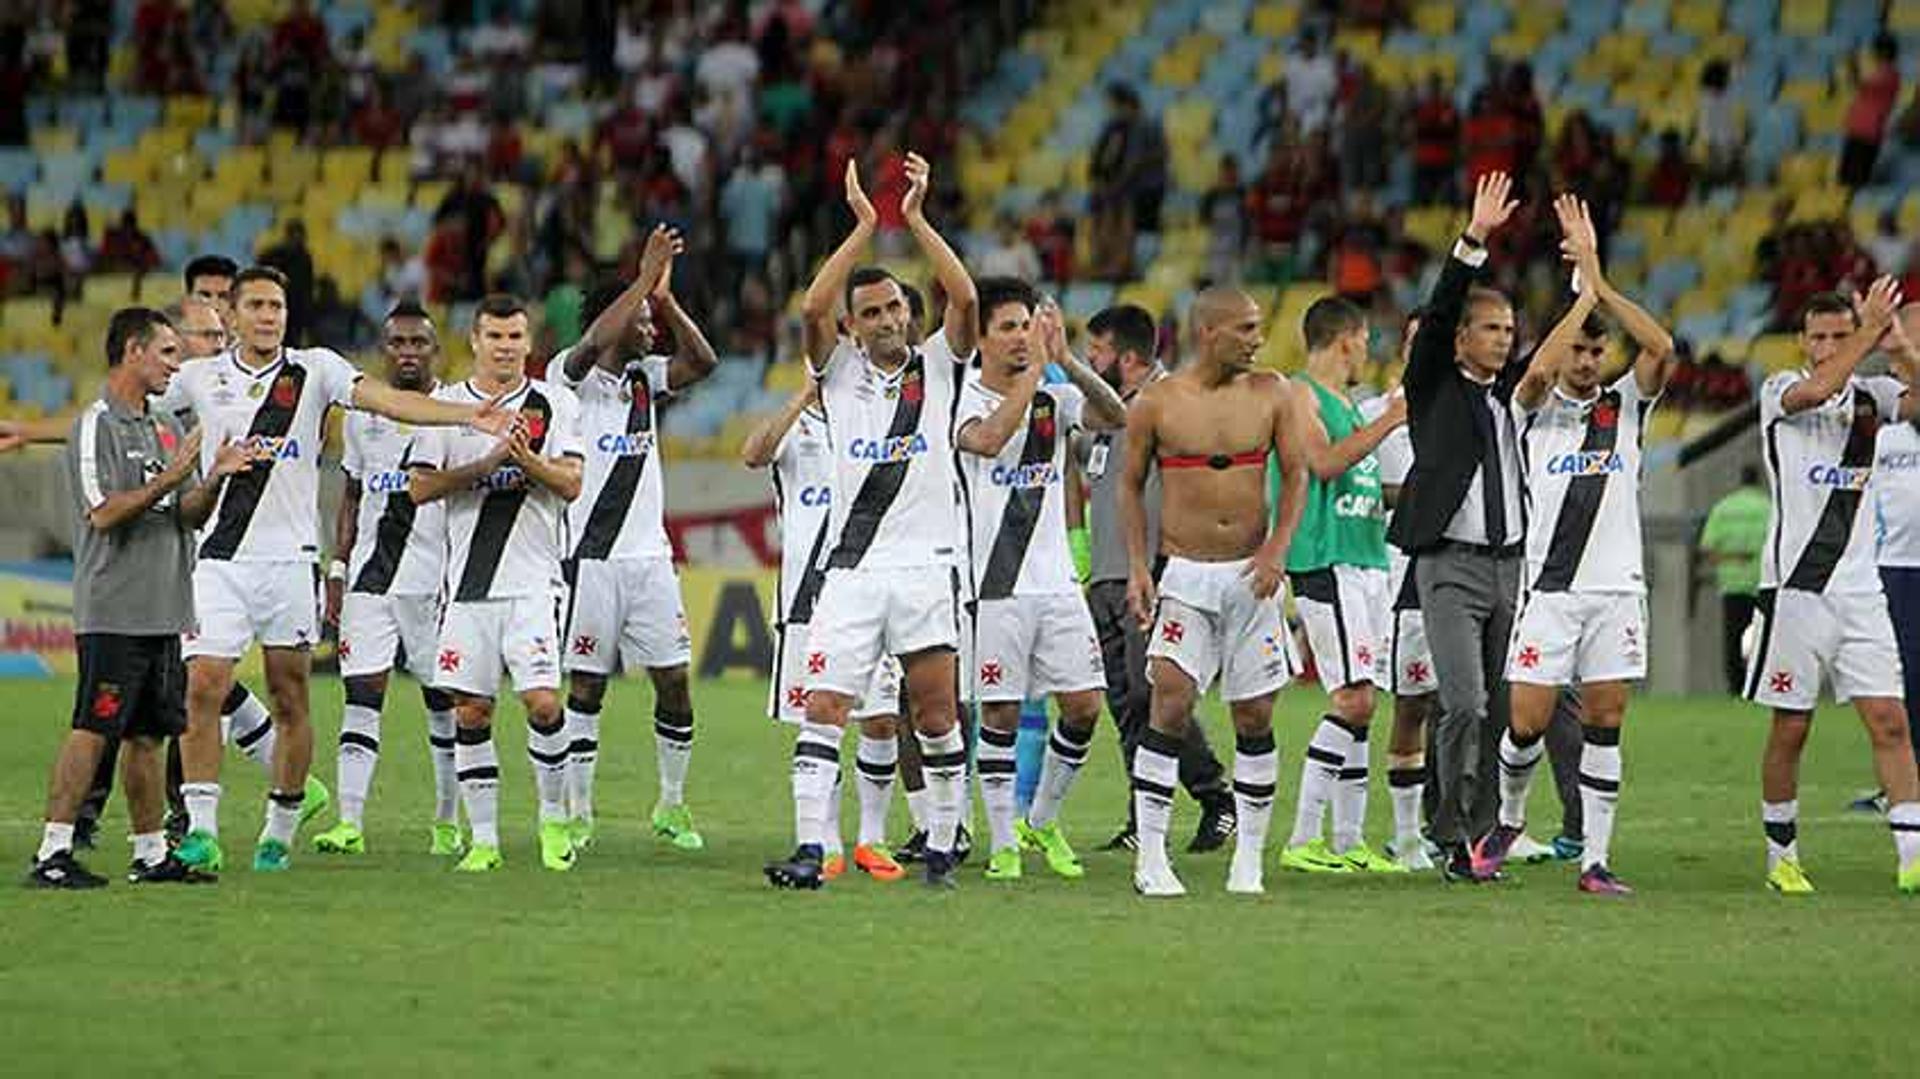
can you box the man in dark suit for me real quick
[1387,172,1525,879]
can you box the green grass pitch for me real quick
[2,677,1913,1076]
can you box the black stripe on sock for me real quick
[977,759,1017,776]
[1306,746,1345,767]
[1048,734,1090,762]
[1388,767,1426,788]
[221,684,251,713]
[1236,731,1276,755]
[1141,727,1184,757]
[855,759,894,780]
[1890,821,1920,833]
[455,726,493,746]
[1233,780,1277,799]
[340,731,380,753]
[1337,767,1369,781]
[528,745,570,766]
[457,766,500,783]
[794,741,840,764]
[1582,724,1622,746]
[654,721,695,745]
[234,715,273,749]
[1509,728,1543,749]
[1763,820,1797,846]
[429,735,456,750]
[922,750,968,770]
[268,789,305,808]
[568,739,599,755]
[1577,771,1621,794]
[978,726,1018,748]
[1132,777,1176,799]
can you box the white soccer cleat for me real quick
[1389,838,1435,872]
[1226,848,1265,894]
[1508,833,1556,864]
[1134,857,1188,898]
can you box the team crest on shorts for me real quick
[979,661,1004,687]
[1161,620,1185,645]
[1769,670,1795,694]
[90,682,122,720]
[1406,660,1431,684]
[572,634,598,657]
[1516,644,1542,669]
[785,686,806,709]
[337,638,352,660]
[438,648,463,673]
[807,651,826,674]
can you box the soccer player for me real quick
[1121,286,1309,897]
[955,283,1126,881]
[184,254,239,326]
[553,227,718,854]
[310,302,461,857]
[1745,279,1920,895]
[764,154,980,890]
[1278,296,1410,875]
[407,294,585,873]
[744,383,908,883]
[165,266,509,874]
[1467,195,1675,895]
[27,308,247,887]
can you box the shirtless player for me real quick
[1119,287,1309,897]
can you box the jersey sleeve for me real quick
[1862,376,1907,421]
[548,386,586,460]
[1759,371,1802,426]
[315,349,365,407]
[340,413,366,478]
[640,355,674,400]
[808,337,855,382]
[550,345,586,389]
[403,426,444,470]
[149,359,199,422]
[71,408,112,510]
[954,379,994,432]
[1053,382,1087,435]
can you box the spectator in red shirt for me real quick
[423,217,468,305]
[1503,61,1545,185]
[133,0,187,93]
[1840,34,1901,188]
[1645,129,1694,208]
[1023,190,1076,286]
[1461,88,1516,187]
[1410,73,1459,205]
[486,115,526,183]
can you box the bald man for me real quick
[1118,286,1309,897]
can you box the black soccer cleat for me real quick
[25,850,108,890]
[764,844,826,890]
[128,854,217,885]
[163,808,190,847]
[895,829,929,864]
[72,816,100,851]
[923,849,959,890]
[1188,794,1237,854]
[953,824,973,865]
[1101,824,1138,852]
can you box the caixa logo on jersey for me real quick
[1806,463,1872,490]
[596,430,655,457]
[240,435,301,461]
[848,433,929,462]
[365,470,410,494]
[990,462,1059,488]
[1333,491,1381,518]
[1546,451,1623,476]
[476,466,528,491]
[798,485,830,507]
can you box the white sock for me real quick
[1131,732,1181,866]
[1387,755,1426,850]
[228,689,277,780]
[1332,724,1370,853]
[1496,730,1544,830]
[905,786,930,831]
[824,772,845,857]
[456,730,501,849]
[1762,799,1799,869]
[1889,802,1920,872]
[261,788,303,846]
[1233,732,1279,860]
[182,781,220,837]
[564,704,601,821]
[1289,716,1354,847]
[791,721,842,850]
[427,707,459,823]
[132,831,166,866]
[1027,720,1094,829]
[1578,727,1623,872]
[337,703,381,829]
[977,725,1019,852]
[854,734,897,847]
[527,719,570,824]
[37,821,74,862]
[917,726,967,855]
[654,707,694,808]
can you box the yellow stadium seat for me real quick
[1750,335,1801,373]
[1780,0,1829,35]
[1894,0,1920,32]
[165,96,215,128]
[1671,0,1724,35]
[1412,1,1455,36]
[30,126,79,154]
[1257,53,1285,85]
[1251,2,1300,36]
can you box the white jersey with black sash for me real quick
[555,349,674,563]
[771,407,834,625]
[956,374,1086,599]
[1759,370,1907,595]
[1513,373,1656,594]
[343,406,445,597]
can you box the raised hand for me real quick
[846,159,877,228]
[469,393,515,436]
[1860,275,1904,332]
[1035,297,1067,363]
[901,151,931,223]
[161,427,207,487]
[1466,171,1519,243]
[637,224,684,293]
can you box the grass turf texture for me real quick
[2,679,1913,1076]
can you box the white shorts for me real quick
[1147,556,1298,702]
[804,566,959,699]
[338,592,442,679]
[1291,565,1389,693]
[434,593,563,698]
[1386,551,1437,695]
[1507,590,1648,685]
[1745,587,1905,710]
[770,623,902,723]
[562,556,691,675]
[968,593,1106,703]
[183,560,319,659]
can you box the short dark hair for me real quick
[475,292,528,323]
[1578,312,1612,340]
[901,282,926,325]
[1088,304,1157,361]
[105,307,173,368]
[1799,292,1856,329]
[582,279,627,327]
[843,266,901,315]
[1302,296,1367,351]
[234,265,289,296]
[183,255,238,291]
[975,276,1038,333]
[384,299,433,325]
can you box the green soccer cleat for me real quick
[252,838,291,872]
[1338,841,1410,874]
[652,804,704,851]
[1767,858,1815,895]
[312,821,365,855]
[455,844,503,873]
[175,830,224,872]
[1898,862,1919,895]
[1280,838,1354,874]
[539,821,577,872]
[1017,819,1086,879]
[429,821,464,857]
[984,846,1023,881]
[299,776,331,828]
[568,816,596,853]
